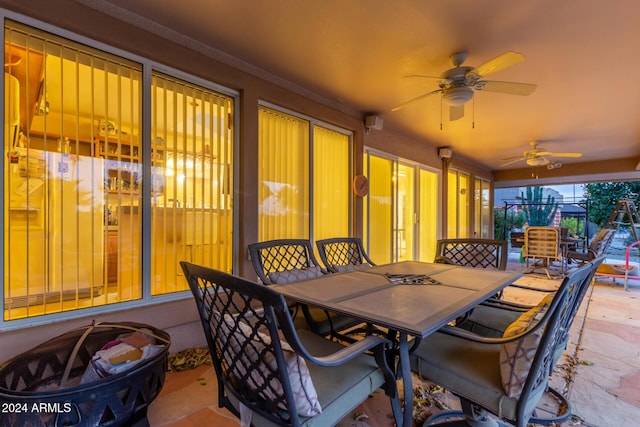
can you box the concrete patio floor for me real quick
[148,257,640,426]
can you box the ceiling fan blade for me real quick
[470,51,525,78]
[500,155,527,161]
[402,74,442,80]
[500,157,526,167]
[450,104,464,121]
[391,89,442,112]
[481,80,537,96]
[548,152,583,158]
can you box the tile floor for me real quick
[148,259,640,427]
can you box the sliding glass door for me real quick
[363,151,439,263]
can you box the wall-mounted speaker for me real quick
[365,115,384,131]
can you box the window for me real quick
[447,169,471,238]
[313,125,350,241]
[364,151,439,263]
[257,106,350,242]
[364,154,394,263]
[4,21,142,320]
[150,73,234,295]
[2,20,236,323]
[396,163,415,261]
[419,168,439,261]
[474,177,491,238]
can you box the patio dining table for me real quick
[270,260,521,427]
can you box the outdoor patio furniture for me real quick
[455,258,603,424]
[316,237,376,273]
[270,260,521,427]
[510,232,525,249]
[316,237,385,337]
[523,226,562,279]
[434,238,508,270]
[433,238,509,312]
[180,261,400,427]
[409,263,592,427]
[248,239,362,338]
[567,228,615,265]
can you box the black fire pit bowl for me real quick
[0,321,171,427]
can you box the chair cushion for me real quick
[221,315,321,416]
[461,304,521,338]
[226,329,385,427]
[410,332,519,420]
[269,266,323,284]
[499,294,553,397]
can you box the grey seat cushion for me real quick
[460,304,521,337]
[228,329,384,427]
[410,331,528,422]
[291,306,362,336]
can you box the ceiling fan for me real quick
[500,141,583,168]
[392,51,537,121]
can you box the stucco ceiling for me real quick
[91,0,640,175]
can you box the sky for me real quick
[552,184,585,201]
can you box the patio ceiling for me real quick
[88,0,640,183]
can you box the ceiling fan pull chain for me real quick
[472,96,475,129]
[440,93,443,131]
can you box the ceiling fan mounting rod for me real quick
[450,51,467,67]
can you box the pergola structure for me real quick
[500,200,590,243]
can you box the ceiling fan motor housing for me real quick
[439,65,480,106]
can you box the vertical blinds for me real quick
[4,22,143,319]
[257,107,351,243]
[364,151,439,263]
[151,73,234,295]
[258,107,310,241]
[3,21,235,322]
[313,125,350,242]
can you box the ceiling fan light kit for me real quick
[442,86,473,106]
[526,156,549,166]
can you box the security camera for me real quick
[438,147,453,160]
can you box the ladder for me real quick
[604,199,640,242]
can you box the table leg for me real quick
[398,332,413,427]
[386,330,422,427]
[562,244,569,276]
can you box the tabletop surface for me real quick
[271,261,522,337]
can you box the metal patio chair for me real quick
[316,237,376,273]
[410,262,595,427]
[454,258,604,424]
[248,239,363,339]
[181,261,400,427]
[434,238,508,271]
[316,237,386,337]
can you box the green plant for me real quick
[582,182,640,227]
[521,187,558,226]
[494,207,526,239]
[560,217,583,235]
